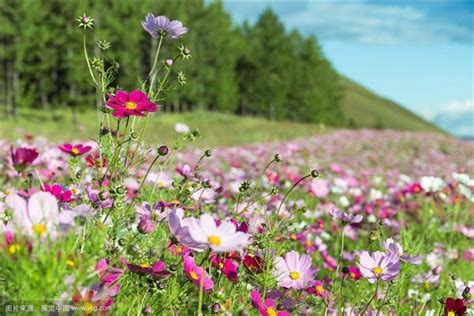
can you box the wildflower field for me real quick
[1,12,473,316]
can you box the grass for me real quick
[0,108,328,147]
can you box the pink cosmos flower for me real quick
[10,146,38,171]
[105,90,156,118]
[182,254,213,291]
[211,254,239,282]
[186,213,250,252]
[125,260,170,279]
[58,143,91,156]
[358,251,400,283]
[168,208,207,251]
[309,179,330,198]
[274,251,318,289]
[306,280,329,300]
[95,258,124,286]
[250,290,290,316]
[42,183,74,203]
[329,208,363,224]
[383,238,421,265]
[348,266,362,281]
[72,283,119,315]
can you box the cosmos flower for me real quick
[125,260,170,279]
[186,213,250,252]
[42,183,75,203]
[95,258,124,286]
[250,290,290,316]
[243,254,264,274]
[420,176,445,193]
[5,192,61,238]
[383,238,422,265]
[306,280,329,300]
[211,254,239,282]
[347,266,362,281]
[444,298,467,316]
[182,254,213,291]
[59,143,91,156]
[142,13,188,39]
[273,251,318,289]
[10,146,38,171]
[358,251,400,283]
[175,122,190,133]
[329,208,363,224]
[105,90,157,119]
[167,208,207,251]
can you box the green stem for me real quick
[148,36,164,95]
[83,33,99,89]
[359,281,379,316]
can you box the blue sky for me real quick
[223,0,474,137]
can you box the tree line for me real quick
[0,0,345,125]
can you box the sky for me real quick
[223,0,474,137]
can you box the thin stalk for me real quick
[359,281,379,316]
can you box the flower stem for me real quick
[359,281,379,316]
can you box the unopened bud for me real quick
[158,145,169,156]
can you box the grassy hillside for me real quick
[0,109,329,147]
[0,76,444,146]
[340,76,442,132]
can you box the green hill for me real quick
[340,76,442,132]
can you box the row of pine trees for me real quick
[1,0,345,125]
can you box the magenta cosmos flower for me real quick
[358,251,400,283]
[182,254,213,291]
[250,290,290,316]
[105,90,157,119]
[141,13,188,39]
[186,213,250,252]
[274,251,318,289]
[10,146,38,171]
[59,143,91,156]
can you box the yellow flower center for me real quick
[66,259,75,267]
[289,271,300,280]
[139,263,151,268]
[32,223,47,236]
[190,271,199,280]
[71,147,80,155]
[125,101,137,110]
[372,266,384,276]
[8,244,21,254]
[208,235,221,246]
[305,240,312,246]
[448,312,455,316]
[157,181,165,187]
[315,285,324,293]
[267,307,277,316]
[83,301,95,314]
[350,272,356,279]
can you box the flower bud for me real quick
[76,14,94,30]
[311,169,320,178]
[158,145,169,156]
[212,303,221,314]
[165,59,174,67]
[138,219,156,234]
[342,266,350,274]
[205,149,212,157]
[274,154,282,163]
[463,287,471,300]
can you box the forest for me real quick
[0,0,344,125]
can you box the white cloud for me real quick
[225,1,473,45]
[431,99,474,137]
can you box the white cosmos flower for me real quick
[5,192,59,238]
[187,214,250,252]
